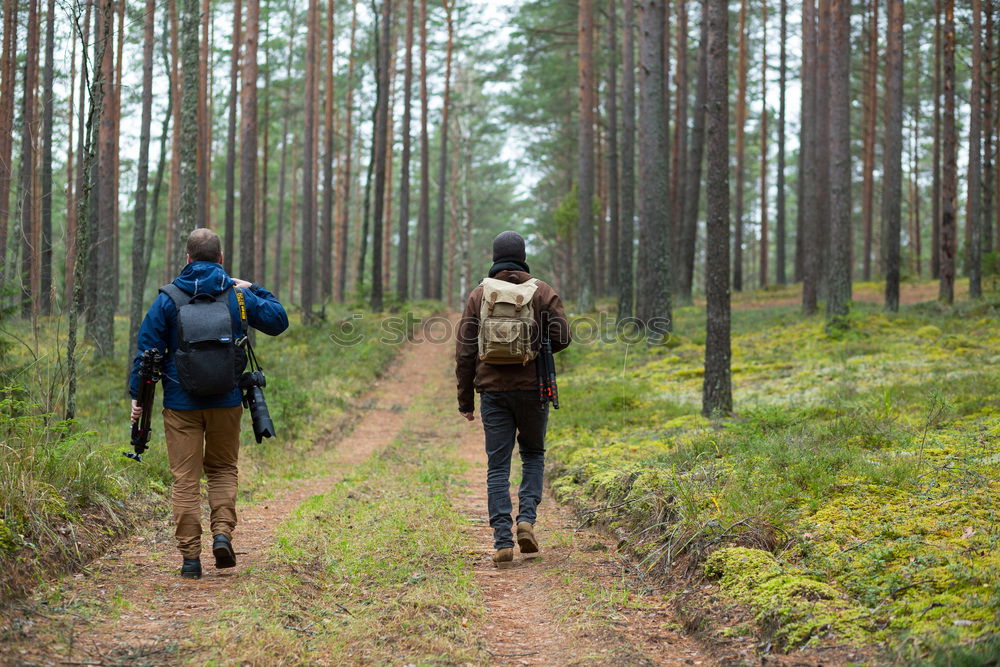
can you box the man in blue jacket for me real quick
[129,229,288,579]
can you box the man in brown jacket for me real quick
[456,231,571,568]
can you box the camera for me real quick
[239,370,276,443]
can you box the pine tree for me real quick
[240,0,260,280]
[939,0,957,304]
[825,0,851,320]
[883,0,904,312]
[577,0,596,311]
[617,0,636,320]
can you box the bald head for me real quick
[186,228,223,263]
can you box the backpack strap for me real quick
[158,283,189,311]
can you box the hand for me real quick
[130,399,142,424]
[231,278,253,289]
[460,412,475,422]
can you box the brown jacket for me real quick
[455,270,571,413]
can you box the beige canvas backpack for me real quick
[478,277,540,365]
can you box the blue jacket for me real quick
[129,261,289,410]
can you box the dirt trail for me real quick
[2,328,451,666]
[3,317,714,666]
[454,413,711,665]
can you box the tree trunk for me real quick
[678,1,707,303]
[65,19,77,307]
[940,0,957,304]
[371,0,392,311]
[932,0,942,277]
[984,2,994,260]
[969,0,984,299]
[273,5,296,296]
[577,0,596,311]
[240,0,259,280]
[87,0,115,354]
[910,92,922,277]
[179,0,200,253]
[636,0,671,332]
[882,0,904,311]
[166,0,181,282]
[606,0,620,299]
[302,0,320,320]
[397,0,415,300]
[224,0,241,268]
[618,0,636,320]
[432,0,454,301]
[703,0,730,417]
[758,0,768,288]
[732,0,747,292]
[776,0,787,285]
[801,0,819,314]
[418,0,431,298]
[861,0,878,281]
[17,0,39,317]
[0,0,17,280]
[145,15,172,286]
[671,0,687,286]
[814,0,831,294]
[40,0,55,314]
[322,0,336,300]
[197,0,210,229]
[67,0,113,419]
[130,0,157,358]
[826,0,851,320]
[258,2,270,284]
[337,0,358,301]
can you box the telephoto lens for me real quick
[240,372,275,443]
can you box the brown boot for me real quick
[492,547,514,569]
[517,522,539,554]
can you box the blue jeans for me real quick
[480,391,548,549]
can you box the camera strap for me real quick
[234,288,262,373]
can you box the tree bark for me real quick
[432,0,454,301]
[179,0,201,254]
[678,1,707,303]
[40,0,55,314]
[636,0,671,332]
[932,0,942,277]
[732,0,747,292]
[968,0,984,299]
[703,0,730,417]
[17,0,39,317]
[825,0,851,320]
[984,2,994,259]
[882,0,904,312]
[337,0,359,301]
[371,0,393,311]
[940,0,957,304]
[302,0,320,320]
[224,0,241,268]
[606,0,620,299]
[776,0,787,285]
[397,0,415,300]
[758,0,768,288]
[67,0,112,419]
[671,0,687,285]
[418,0,431,298]
[618,0,636,320]
[0,0,17,280]
[197,0,210,229]
[801,0,819,314]
[87,0,115,354]
[130,0,157,358]
[240,0,259,280]
[861,0,878,281]
[322,0,336,300]
[577,0,596,311]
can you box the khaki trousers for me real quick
[162,406,243,559]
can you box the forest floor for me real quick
[0,317,716,666]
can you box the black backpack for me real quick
[159,284,248,396]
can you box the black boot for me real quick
[180,558,202,579]
[213,534,236,569]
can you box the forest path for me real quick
[2,315,714,666]
[1,323,447,665]
[454,412,709,666]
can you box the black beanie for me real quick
[492,230,526,262]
